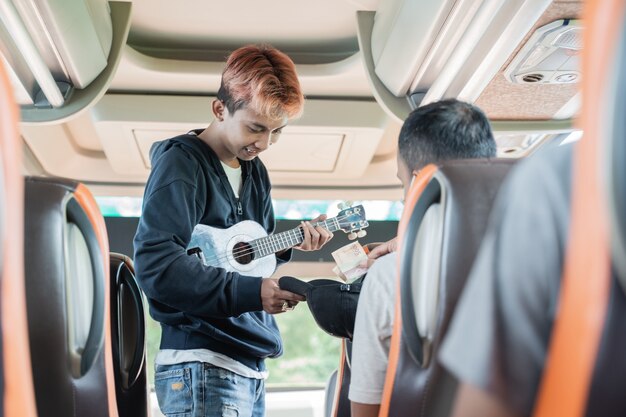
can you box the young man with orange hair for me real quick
[134,44,332,416]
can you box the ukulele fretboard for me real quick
[250,218,341,258]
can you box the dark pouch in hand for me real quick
[279,275,364,340]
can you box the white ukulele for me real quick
[186,204,369,277]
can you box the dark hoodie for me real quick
[133,130,291,371]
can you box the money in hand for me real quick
[331,241,368,282]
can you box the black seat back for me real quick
[110,253,148,417]
[325,339,352,417]
[24,177,116,417]
[382,159,514,417]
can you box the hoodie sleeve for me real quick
[133,148,263,318]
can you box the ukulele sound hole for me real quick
[233,242,255,265]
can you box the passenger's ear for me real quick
[212,99,225,122]
[409,170,420,189]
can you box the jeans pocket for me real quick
[222,404,239,417]
[155,367,193,417]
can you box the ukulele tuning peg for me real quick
[337,202,348,211]
[348,232,357,240]
[357,229,367,238]
[345,200,354,208]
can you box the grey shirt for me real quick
[439,146,573,417]
[349,253,397,404]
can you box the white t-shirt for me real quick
[220,161,242,197]
[155,349,268,379]
[348,252,397,404]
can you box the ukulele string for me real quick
[196,213,360,266]
[198,227,306,266]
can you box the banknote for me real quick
[332,266,348,281]
[331,241,368,282]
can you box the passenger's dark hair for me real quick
[398,99,496,171]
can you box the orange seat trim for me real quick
[378,164,438,417]
[74,184,119,417]
[332,339,348,417]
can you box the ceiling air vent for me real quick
[505,19,581,85]
[522,73,544,83]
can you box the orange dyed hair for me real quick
[217,44,304,120]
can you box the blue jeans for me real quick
[154,362,265,417]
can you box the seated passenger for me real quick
[349,99,497,417]
[438,146,574,417]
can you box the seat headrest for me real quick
[382,158,515,417]
[399,158,515,367]
[24,176,112,417]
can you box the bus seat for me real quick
[325,370,338,417]
[0,60,38,417]
[380,159,514,417]
[109,253,148,417]
[324,339,352,417]
[532,2,626,416]
[24,177,118,417]
[320,164,440,417]
[579,268,626,415]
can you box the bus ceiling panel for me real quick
[0,0,130,123]
[356,0,582,123]
[91,94,391,181]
